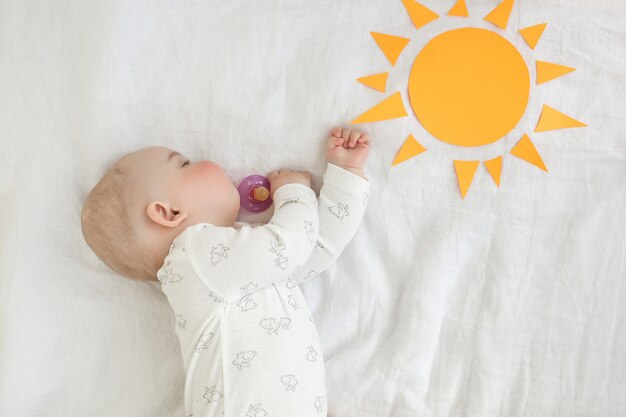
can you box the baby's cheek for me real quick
[196,160,218,173]
[184,161,235,198]
[185,161,217,183]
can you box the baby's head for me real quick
[81,146,240,281]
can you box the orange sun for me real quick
[352,0,587,198]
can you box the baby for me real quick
[81,127,371,417]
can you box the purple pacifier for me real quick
[237,175,273,213]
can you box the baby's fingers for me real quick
[357,133,371,145]
[348,130,362,147]
[326,135,344,151]
[329,127,342,137]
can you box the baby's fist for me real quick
[326,127,371,174]
[267,169,312,199]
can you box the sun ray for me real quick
[401,0,439,30]
[352,92,408,124]
[357,73,388,92]
[448,0,469,17]
[371,32,410,66]
[454,160,480,199]
[536,61,576,84]
[484,156,503,186]
[534,104,587,132]
[519,23,547,49]
[392,134,427,166]
[484,0,514,30]
[510,134,547,172]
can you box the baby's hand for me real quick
[326,127,371,177]
[267,169,312,199]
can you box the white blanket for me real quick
[1,1,625,416]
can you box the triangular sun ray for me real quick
[370,32,410,66]
[536,61,576,84]
[510,134,548,172]
[534,104,587,132]
[402,0,439,30]
[392,134,427,166]
[454,160,480,199]
[352,92,408,124]
[484,0,514,30]
[519,23,547,49]
[448,0,469,17]
[357,73,389,92]
[484,156,503,186]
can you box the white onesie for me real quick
[157,162,370,417]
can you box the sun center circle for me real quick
[408,27,530,147]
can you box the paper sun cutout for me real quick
[352,0,587,198]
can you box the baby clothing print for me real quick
[157,162,370,417]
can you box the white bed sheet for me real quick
[1,0,625,416]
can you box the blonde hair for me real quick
[81,166,155,281]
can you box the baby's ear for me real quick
[146,201,188,227]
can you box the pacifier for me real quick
[236,175,272,213]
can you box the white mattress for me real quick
[1,1,625,416]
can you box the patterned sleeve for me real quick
[288,162,370,286]
[182,183,320,304]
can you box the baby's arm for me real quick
[288,162,370,286]
[182,183,320,304]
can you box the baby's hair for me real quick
[81,166,154,281]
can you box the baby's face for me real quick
[117,146,241,235]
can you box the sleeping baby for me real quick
[80,127,371,417]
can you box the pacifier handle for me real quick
[237,175,273,213]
